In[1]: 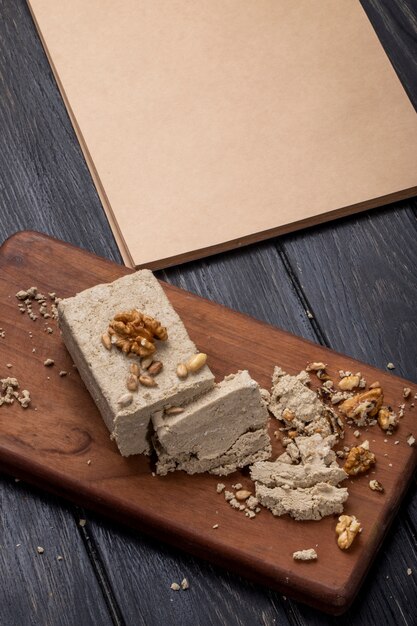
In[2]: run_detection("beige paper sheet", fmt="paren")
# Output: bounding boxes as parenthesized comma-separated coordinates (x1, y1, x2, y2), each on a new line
(28, 0, 417, 269)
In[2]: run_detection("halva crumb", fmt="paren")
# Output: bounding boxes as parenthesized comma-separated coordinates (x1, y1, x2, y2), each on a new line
(0, 377, 31, 409)
(16, 287, 61, 320)
(293, 548, 317, 561)
(369, 480, 384, 492)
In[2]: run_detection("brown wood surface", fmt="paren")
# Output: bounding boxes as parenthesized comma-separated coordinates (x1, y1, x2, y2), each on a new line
(0, 231, 416, 615)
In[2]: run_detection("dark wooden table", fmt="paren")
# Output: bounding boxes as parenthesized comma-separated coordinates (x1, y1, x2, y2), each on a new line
(1, 1, 416, 624)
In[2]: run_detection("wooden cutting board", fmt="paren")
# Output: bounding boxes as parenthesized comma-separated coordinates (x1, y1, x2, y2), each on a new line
(0, 232, 416, 614)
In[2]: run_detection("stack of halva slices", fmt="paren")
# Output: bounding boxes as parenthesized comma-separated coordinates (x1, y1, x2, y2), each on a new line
(250, 367, 348, 521)
(58, 270, 349, 520)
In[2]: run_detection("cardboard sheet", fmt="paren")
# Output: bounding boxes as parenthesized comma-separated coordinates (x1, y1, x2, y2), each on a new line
(28, 0, 417, 269)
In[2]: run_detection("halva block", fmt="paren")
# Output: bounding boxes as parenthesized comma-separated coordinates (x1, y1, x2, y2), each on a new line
(58, 271, 215, 455)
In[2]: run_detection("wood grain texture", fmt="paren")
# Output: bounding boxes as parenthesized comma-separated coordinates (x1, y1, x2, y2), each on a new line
(85, 511, 292, 626)
(0, 232, 416, 615)
(0, 476, 113, 626)
(157, 241, 318, 340)
(0, 0, 415, 624)
(0, 0, 121, 265)
(361, 0, 417, 108)
(279, 202, 417, 378)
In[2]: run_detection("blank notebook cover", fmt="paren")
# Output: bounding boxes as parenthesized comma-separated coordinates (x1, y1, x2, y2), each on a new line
(28, 0, 417, 269)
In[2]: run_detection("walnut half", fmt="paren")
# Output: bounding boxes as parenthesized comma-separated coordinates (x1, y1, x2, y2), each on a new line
(106, 309, 168, 358)
(336, 515, 362, 550)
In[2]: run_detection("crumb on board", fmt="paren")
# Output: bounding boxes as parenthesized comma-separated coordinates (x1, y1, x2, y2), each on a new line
(44, 359, 54, 367)
(369, 480, 384, 492)
(79, 519, 86, 527)
(16, 287, 61, 320)
(387, 362, 395, 370)
(0, 377, 31, 409)
(37, 546, 44, 554)
(293, 549, 317, 561)
(170, 582, 180, 591)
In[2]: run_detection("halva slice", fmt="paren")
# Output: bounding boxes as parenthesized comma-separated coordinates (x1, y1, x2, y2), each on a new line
(250, 433, 348, 521)
(152, 370, 271, 475)
(58, 271, 215, 455)
(254, 482, 348, 521)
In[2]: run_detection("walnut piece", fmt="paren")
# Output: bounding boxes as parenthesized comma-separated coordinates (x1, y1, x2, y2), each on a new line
(282, 408, 296, 422)
(336, 515, 362, 550)
(377, 406, 398, 432)
(107, 309, 167, 358)
(343, 443, 376, 476)
(339, 387, 383, 425)
(338, 374, 361, 391)
(305, 362, 327, 371)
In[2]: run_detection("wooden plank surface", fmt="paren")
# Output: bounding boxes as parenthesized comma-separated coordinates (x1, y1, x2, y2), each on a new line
(0, 231, 416, 614)
(0, 0, 416, 624)
(0, 477, 114, 626)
